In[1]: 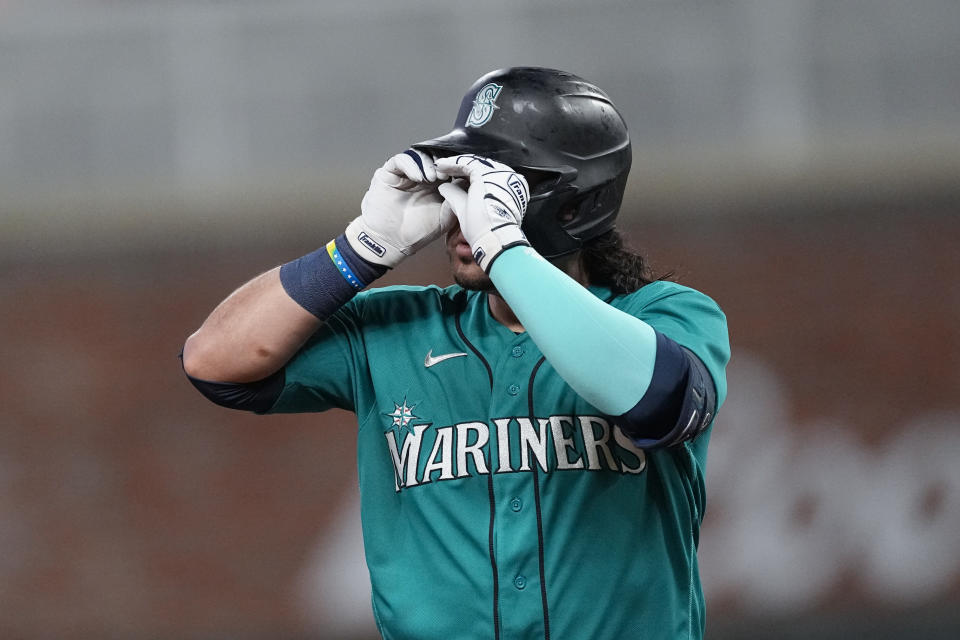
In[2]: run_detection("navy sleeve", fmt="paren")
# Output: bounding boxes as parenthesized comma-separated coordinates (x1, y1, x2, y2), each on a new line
(184, 366, 286, 414)
(616, 331, 718, 449)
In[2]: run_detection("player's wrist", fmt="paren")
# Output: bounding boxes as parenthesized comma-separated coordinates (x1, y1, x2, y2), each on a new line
(469, 224, 530, 273)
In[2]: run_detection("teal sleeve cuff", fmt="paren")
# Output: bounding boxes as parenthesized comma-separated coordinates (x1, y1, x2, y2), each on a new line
(488, 246, 657, 415)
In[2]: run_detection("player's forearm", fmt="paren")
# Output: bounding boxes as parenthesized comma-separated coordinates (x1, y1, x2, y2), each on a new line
(489, 247, 657, 415)
(184, 225, 390, 384)
(182, 267, 321, 383)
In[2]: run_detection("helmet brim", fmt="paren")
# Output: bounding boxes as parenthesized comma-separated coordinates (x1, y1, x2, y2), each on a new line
(413, 128, 531, 169)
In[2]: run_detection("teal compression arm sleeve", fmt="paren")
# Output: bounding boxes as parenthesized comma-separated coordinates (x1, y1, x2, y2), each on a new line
(489, 246, 657, 415)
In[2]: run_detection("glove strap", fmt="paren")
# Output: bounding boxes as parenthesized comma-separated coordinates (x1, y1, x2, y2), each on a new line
(471, 224, 529, 273)
(345, 218, 407, 268)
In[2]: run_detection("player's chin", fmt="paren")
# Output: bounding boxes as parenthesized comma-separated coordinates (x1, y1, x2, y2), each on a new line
(453, 266, 495, 292)
(447, 248, 494, 291)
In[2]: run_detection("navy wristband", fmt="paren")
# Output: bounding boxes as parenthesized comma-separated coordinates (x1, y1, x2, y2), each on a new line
(279, 234, 386, 319)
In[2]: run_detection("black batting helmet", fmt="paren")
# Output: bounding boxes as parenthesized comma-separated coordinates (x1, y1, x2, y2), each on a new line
(414, 67, 632, 258)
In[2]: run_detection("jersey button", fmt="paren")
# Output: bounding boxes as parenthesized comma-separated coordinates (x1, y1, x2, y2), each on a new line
(510, 497, 522, 512)
(514, 574, 527, 590)
(511, 346, 524, 358)
(507, 384, 520, 396)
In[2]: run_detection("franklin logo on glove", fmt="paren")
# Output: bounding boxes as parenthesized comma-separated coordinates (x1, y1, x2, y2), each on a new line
(357, 231, 386, 258)
(507, 174, 527, 210)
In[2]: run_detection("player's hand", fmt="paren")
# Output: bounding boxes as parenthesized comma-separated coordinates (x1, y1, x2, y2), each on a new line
(436, 154, 531, 273)
(345, 149, 456, 268)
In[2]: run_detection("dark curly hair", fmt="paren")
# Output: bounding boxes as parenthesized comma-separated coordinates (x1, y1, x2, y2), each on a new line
(579, 229, 668, 294)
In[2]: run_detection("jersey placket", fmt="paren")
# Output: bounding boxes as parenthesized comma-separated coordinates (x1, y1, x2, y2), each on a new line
(489, 332, 548, 640)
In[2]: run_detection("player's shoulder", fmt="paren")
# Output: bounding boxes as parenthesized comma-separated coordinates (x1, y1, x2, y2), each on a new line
(351, 283, 466, 320)
(355, 283, 463, 304)
(617, 280, 731, 405)
(609, 280, 725, 319)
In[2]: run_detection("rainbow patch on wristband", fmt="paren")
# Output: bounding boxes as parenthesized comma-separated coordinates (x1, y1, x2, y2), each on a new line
(327, 239, 365, 290)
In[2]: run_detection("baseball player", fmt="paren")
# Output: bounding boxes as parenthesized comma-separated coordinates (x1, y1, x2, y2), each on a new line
(183, 67, 729, 639)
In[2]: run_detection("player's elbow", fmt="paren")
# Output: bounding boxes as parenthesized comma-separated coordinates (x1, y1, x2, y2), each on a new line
(181, 334, 285, 413)
(617, 340, 718, 450)
(181, 329, 217, 380)
(182, 329, 282, 384)
(181, 329, 237, 381)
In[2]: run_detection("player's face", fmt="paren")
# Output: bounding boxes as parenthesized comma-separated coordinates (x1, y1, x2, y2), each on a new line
(445, 223, 494, 291)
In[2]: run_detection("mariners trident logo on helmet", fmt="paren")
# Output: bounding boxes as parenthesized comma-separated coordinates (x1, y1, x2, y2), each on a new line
(465, 83, 502, 128)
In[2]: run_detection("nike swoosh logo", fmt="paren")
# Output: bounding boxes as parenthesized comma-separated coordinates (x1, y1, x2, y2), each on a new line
(424, 349, 468, 368)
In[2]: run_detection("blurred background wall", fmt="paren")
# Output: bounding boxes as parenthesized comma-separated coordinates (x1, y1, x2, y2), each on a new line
(1, 1, 958, 638)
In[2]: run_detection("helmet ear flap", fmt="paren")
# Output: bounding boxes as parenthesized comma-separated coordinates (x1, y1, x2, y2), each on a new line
(561, 174, 629, 241)
(517, 164, 578, 198)
(518, 167, 560, 196)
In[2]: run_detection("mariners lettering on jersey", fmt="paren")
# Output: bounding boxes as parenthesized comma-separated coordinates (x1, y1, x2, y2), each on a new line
(384, 411, 647, 492)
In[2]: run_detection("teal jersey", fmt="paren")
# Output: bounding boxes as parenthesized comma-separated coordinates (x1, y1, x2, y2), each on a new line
(269, 280, 729, 640)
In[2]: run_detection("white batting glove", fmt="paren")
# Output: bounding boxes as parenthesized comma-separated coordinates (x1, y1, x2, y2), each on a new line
(436, 154, 531, 273)
(346, 149, 456, 268)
